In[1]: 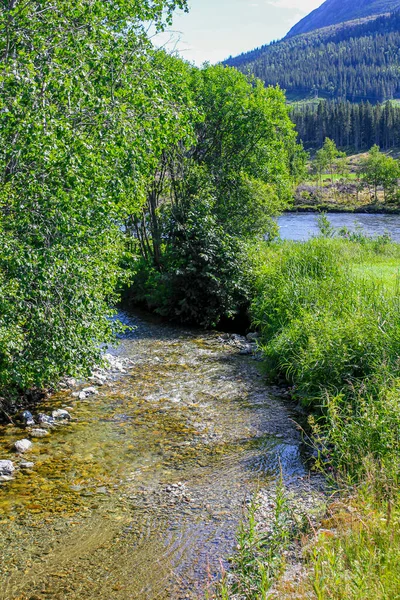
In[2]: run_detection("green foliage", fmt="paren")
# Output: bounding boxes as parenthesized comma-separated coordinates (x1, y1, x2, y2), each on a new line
(314, 138, 346, 184)
(251, 237, 400, 403)
(307, 497, 400, 600)
(129, 66, 304, 327)
(0, 0, 190, 400)
(315, 377, 400, 487)
(360, 145, 400, 201)
(251, 231, 400, 487)
(214, 479, 291, 600)
(292, 99, 400, 152)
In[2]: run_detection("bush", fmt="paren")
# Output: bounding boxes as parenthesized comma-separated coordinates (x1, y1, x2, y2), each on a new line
(131, 198, 251, 327)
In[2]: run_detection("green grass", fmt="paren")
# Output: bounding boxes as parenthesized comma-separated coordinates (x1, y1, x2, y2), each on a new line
(211, 477, 292, 600)
(307, 495, 400, 600)
(245, 232, 400, 598)
(211, 233, 400, 599)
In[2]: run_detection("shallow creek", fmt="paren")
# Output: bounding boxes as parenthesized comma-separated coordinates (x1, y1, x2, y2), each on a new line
(0, 311, 317, 599)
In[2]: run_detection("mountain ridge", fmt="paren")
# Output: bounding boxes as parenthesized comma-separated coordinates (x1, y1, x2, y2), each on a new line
(286, 0, 400, 38)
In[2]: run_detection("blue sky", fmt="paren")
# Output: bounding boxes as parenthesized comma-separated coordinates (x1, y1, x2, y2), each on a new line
(155, 0, 325, 65)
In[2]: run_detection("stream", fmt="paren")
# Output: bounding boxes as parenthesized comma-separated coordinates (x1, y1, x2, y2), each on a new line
(0, 311, 321, 599)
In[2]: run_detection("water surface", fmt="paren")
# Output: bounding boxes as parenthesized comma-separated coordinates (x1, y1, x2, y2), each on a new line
(0, 312, 314, 600)
(278, 212, 400, 242)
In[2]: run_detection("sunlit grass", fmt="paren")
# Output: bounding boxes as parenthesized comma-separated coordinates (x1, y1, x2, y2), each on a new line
(242, 234, 400, 600)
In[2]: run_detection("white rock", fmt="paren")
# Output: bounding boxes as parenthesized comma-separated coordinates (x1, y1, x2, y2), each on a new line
(52, 409, 71, 421)
(0, 460, 15, 476)
(37, 413, 55, 428)
(81, 387, 98, 396)
(14, 439, 33, 453)
(29, 428, 50, 438)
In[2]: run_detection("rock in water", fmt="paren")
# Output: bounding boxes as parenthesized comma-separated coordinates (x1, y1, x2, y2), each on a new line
(246, 332, 259, 342)
(0, 460, 15, 476)
(37, 413, 55, 427)
(239, 344, 254, 355)
(52, 409, 71, 421)
(81, 387, 98, 396)
(21, 410, 35, 426)
(14, 439, 33, 453)
(29, 428, 50, 438)
(20, 461, 35, 470)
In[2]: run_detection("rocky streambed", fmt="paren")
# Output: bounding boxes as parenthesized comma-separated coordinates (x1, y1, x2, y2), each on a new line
(0, 311, 325, 600)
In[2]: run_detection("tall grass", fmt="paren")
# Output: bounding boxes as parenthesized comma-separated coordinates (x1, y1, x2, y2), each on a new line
(212, 478, 291, 600)
(251, 236, 400, 481)
(245, 234, 400, 600)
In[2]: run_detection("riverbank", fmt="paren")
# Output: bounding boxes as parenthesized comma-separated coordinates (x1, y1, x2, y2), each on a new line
(246, 234, 400, 599)
(293, 180, 400, 215)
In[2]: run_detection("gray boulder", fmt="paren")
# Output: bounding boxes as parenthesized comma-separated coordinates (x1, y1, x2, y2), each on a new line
(239, 344, 254, 355)
(246, 332, 260, 342)
(0, 460, 15, 476)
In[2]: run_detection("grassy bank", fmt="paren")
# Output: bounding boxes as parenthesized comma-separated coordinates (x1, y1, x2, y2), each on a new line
(215, 232, 400, 598)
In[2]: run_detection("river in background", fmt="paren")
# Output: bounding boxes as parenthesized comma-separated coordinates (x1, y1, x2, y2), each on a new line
(278, 212, 400, 242)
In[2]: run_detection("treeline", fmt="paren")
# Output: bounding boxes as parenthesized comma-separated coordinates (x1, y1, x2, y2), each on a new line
(0, 1, 303, 406)
(291, 100, 400, 150)
(226, 12, 400, 103)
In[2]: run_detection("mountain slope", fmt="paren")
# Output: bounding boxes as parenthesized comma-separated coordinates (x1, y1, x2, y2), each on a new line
(225, 12, 400, 103)
(287, 0, 400, 38)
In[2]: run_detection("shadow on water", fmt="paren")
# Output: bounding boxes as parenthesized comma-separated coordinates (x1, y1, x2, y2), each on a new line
(0, 309, 318, 600)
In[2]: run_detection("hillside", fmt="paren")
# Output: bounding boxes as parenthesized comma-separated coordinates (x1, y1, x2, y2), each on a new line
(287, 0, 400, 37)
(225, 12, 400, 103)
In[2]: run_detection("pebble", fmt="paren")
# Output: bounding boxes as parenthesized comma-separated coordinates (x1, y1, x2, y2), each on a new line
(52, 409, 71, 421)
(29, 428, 50, 438)
(0, 460, 15, 476)
(20, 461, 34, 469)
(21, 410, 35, 426)
(14, 439, 33, 453)
(37, 413, 56, 427)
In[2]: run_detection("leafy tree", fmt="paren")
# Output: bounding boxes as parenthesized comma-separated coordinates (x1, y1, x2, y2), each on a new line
(360, 145, 400, 201)
(314, 138, 346, 187)
(130, 66, 305, 326)
(0, 0, 189, 401)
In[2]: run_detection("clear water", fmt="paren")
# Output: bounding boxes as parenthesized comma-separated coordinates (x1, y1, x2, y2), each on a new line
(278, 212, 400, 242)
(0, 311, 317, 600)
